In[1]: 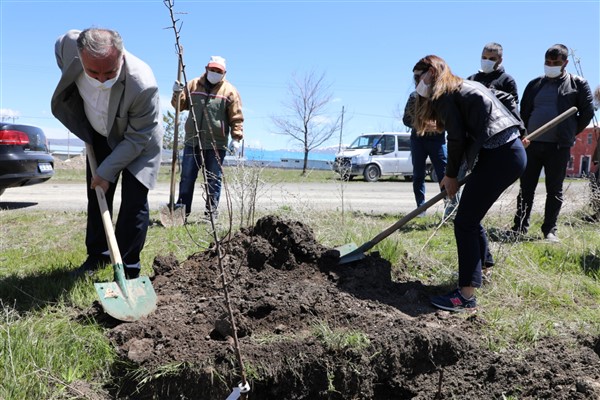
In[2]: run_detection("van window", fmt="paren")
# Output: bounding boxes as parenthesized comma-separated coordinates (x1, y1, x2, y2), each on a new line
(398, 135, 410, 151)
(380, 135, 395, 154)
(349, 135, 382, 149)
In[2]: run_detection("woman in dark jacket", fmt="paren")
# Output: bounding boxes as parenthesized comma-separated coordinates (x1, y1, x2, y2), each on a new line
(411, 55, 527, 312)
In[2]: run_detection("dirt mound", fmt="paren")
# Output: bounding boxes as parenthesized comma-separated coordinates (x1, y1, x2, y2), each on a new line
(99, 215, 600, 399)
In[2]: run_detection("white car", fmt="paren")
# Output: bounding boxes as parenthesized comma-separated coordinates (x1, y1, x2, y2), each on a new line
(333, 132, 432, 182)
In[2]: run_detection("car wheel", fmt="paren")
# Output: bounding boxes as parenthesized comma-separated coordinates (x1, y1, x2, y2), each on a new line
(363, 164, 381, 182)
(404, 175, 413, 182)
(0, 188, 4, 197)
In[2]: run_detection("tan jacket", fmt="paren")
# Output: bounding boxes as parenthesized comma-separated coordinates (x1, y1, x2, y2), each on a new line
(172, 74, 243, 150)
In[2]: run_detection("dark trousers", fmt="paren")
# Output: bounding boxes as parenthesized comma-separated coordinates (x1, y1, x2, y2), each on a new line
(410, 134, 447, 207)
(454, 138, 526, 288)
(512, 142, 571, 235)
(85, 133, 149, 266)
(178, 145, 226, 216)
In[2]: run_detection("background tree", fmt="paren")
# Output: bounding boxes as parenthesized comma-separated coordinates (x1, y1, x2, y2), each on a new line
(272, 71, 341, 175)
(162, 110, 186, 150)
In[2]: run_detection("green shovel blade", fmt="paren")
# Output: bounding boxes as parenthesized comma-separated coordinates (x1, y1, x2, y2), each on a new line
(334, 242, 367, 265)
(94, 264, 157, 322)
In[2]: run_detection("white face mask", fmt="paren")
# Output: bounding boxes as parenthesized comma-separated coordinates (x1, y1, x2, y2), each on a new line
(480, 59, 496, 74)
(544, 65, 563, 78)
(416, 79, 431, 98)
(206, 71, 224, 84)
(84, 62, 122, 90)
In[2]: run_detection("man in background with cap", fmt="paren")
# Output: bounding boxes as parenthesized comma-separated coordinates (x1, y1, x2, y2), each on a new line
(172, 55, 244, 221)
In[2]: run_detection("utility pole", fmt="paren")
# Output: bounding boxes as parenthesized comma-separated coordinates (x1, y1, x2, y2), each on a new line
(338, 106, 345, 152)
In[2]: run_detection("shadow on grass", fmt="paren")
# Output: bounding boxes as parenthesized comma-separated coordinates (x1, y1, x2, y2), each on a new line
(580, 253, 600, 278)
(0, 267, 80, 313)
(486, 226, 539, 243)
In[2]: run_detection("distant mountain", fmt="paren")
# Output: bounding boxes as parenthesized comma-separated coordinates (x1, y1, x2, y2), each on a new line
(47, 137, 85, 147)
(45, 138, 343, 154)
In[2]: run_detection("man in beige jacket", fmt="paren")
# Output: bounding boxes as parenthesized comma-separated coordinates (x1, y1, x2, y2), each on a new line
(172, 55, 243, 221)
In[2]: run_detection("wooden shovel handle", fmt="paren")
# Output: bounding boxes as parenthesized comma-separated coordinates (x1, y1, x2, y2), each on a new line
(359, 106, 579, 253)
(85, 143, 122, 266)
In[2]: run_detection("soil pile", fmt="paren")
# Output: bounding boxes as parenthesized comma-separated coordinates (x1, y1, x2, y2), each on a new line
(100, 215, 600, 399)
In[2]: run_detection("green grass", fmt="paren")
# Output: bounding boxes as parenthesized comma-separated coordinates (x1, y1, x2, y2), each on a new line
(1, 171, 600, 398)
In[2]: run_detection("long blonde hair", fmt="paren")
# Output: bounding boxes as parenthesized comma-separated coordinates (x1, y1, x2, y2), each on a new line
(411, 55, 462, 134)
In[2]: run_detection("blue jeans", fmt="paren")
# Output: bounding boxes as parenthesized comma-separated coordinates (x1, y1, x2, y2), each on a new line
(410, 133, 447, 207)
(513, 142, 571, 235)
(177, 145, 226, 216)
(454, 138, 526, 288)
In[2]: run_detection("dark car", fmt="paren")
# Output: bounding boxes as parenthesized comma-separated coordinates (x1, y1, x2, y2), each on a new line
(0, 123, 54, 196)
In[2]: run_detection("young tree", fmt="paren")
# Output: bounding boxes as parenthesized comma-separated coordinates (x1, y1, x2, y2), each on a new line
(272, 71, 341, 175)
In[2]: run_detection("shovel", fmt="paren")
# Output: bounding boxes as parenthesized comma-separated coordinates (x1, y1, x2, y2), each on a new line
(86, 144, 157, 321)
(336, 106, 579, 265)
(160, 50, 186, 227)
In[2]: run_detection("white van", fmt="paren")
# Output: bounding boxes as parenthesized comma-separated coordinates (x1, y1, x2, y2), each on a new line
(333, 132, 432, 182)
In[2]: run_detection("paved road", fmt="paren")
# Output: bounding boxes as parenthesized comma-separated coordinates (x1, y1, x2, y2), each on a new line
(0, 179, 590, 216)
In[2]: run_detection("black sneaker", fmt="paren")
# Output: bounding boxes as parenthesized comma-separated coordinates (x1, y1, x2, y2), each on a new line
(499, 229, 526, 242)
(431, 289, 477, 312)
(71, 254, 111, 277)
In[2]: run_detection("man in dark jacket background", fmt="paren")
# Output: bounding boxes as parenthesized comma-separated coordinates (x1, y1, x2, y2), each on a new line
(467, 42, 519, 103)
(511, 44, 594, 242)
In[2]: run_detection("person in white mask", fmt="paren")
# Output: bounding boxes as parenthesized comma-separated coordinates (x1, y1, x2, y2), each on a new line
(51, 28, 163, 279)
(411, 55, 527, 312)
(509, 44, 594, 242)
(467, 42, 519, 104)
(171, 56, 244, 222)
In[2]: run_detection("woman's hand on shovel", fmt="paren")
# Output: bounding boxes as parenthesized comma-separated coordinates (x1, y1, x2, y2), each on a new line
(440, 176, 459, 199)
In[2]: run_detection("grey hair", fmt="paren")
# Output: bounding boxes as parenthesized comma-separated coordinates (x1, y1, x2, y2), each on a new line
(483, 42, 503, 58)
(77, 28, 123, 58)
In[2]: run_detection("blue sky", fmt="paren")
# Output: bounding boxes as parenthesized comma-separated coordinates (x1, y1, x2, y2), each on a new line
(1, 0, 599, 150)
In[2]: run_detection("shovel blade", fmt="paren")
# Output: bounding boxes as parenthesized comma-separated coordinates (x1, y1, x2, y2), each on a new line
(334, 242, 366, 265)
(94, 276, 157, 322)
(159, 203, 186, 227)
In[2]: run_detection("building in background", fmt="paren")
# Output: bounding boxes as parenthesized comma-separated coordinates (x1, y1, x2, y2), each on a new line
(568, 126, 598, 178)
